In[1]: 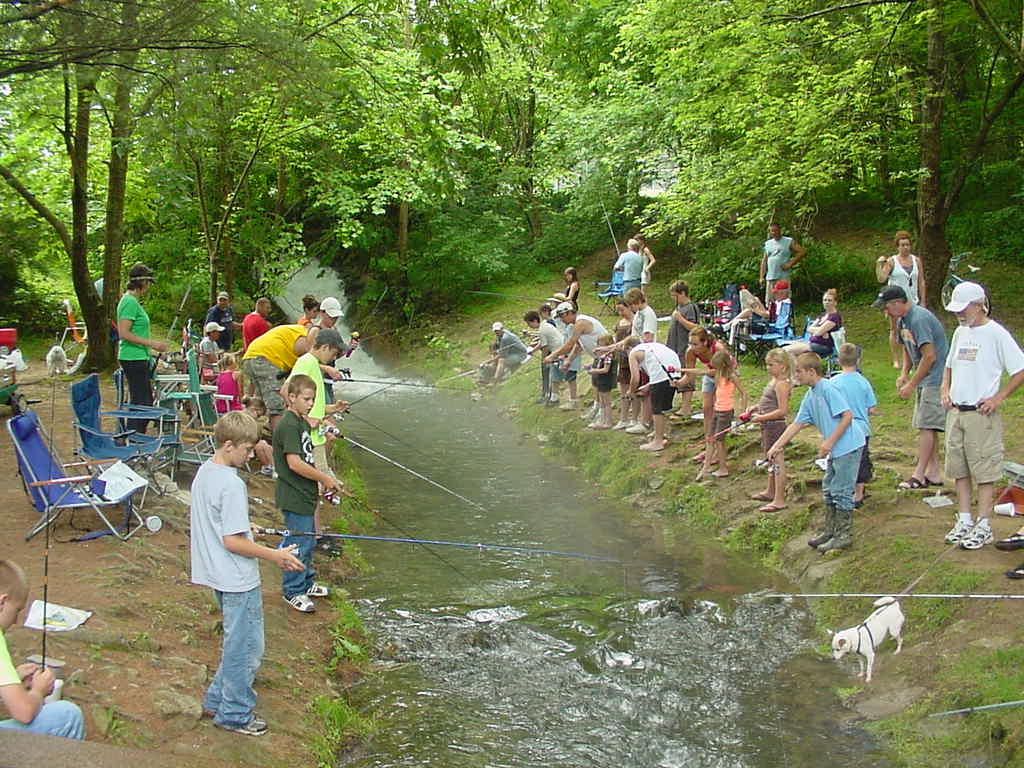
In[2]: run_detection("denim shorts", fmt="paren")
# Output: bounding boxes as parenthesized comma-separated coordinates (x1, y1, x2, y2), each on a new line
(701, 375, 716, 394)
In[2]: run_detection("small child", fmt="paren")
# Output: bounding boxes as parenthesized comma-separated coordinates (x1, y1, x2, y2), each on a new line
(612, 301, 638, 429)
(831, 343, 877, 507)
(585, 333, 617, 429)
(215, 352, 244, 414)
(700, 349, 748, 478)
(242, 397, 275, 475)
(190, 411, 304, 736)
(0, 560, 85, 740)
(767, 352, 866, 553)
(273, 374, 345, 613)
(742, 348, 792, 511)
(200, 321, 224, 383)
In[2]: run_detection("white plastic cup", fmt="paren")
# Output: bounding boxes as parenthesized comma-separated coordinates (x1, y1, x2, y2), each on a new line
(43, 678, 64, 704)
(995, 502, 1017, 517)
(145, 515, 163, 532)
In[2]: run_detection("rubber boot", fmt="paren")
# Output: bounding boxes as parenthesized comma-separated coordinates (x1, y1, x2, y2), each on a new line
(818, 507, 853, 552)
(808, 506, 835, 548)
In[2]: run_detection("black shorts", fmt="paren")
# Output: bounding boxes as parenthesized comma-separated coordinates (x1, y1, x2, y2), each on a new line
(650, 379, 675, 415)
(593, 371, 616, 393)
(857, 438, 873, 484)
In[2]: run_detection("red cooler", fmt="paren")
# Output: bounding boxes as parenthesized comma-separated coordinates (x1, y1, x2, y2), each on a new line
(0, 328, 16, 352)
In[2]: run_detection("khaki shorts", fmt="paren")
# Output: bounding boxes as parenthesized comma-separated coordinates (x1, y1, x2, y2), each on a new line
(913, 386, 945, 432)
(313, 442, 338, 482)
(243, 356, 286, 415)
(944, 409, 1003, 483)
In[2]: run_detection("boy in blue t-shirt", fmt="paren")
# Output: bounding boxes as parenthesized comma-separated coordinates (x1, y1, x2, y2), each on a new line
(768, 352, 865, 553)
(191, 411, 304, 736)
(831, 343, 878, 508)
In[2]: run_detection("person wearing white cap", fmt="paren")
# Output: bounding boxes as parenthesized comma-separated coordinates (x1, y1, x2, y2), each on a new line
(478, 321, 529, 386)
(199, 321, 226, 381)
(940, 282, 1024, 552)
(544, 302, 608, 410)
(206, 291, 240, 351)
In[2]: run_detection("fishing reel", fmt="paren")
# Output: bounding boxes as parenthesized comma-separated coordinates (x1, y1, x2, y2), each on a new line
(755, 458, 781, 474)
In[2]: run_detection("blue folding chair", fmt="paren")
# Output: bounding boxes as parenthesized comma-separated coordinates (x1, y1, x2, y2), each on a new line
(595, 272, 625, 313)
(736, 301, 795, 357)
(8, 410, 146, 540)
(71, 374, 175, 487)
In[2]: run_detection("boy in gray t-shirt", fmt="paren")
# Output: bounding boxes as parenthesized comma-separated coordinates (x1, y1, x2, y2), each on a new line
(190, 411, 303, 737)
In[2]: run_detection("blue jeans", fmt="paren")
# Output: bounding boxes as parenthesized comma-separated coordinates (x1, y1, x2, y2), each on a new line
(0, 700, 85, 739)
(281, 511, 316, 599)
(825, 448, 862, 512)
(205, 586, 265, 728)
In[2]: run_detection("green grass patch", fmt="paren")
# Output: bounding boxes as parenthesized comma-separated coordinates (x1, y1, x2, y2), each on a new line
(671, 484, 722, 530)
(326, 591, 370, 670)
(309, 695, 377, 768)
(724, 506, 812, 564)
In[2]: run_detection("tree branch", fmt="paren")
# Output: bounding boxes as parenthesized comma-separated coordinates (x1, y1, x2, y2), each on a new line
(0, 0, 76, 26)
(775, 0, 911, 22)
(965, 0, 1024, 73)
(0, 163, 72, 253)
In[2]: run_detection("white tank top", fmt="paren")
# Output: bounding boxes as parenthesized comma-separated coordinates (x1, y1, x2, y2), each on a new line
(887, 255, 920, 304)
(576, 314, 608, 354)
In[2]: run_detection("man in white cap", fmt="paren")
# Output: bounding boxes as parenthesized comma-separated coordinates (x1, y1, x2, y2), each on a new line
(545, 302, 608, 410)
(199, 321, 225, 380)
(479, 321, 529, 385)
(206, 291, 240, 351)
(941, 282, 1024, 551)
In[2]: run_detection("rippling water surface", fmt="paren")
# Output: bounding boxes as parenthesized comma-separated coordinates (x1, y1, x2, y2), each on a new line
(335, 381, 889, 768)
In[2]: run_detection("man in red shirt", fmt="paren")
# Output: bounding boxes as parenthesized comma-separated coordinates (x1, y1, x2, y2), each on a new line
(242, 298, 272, 352)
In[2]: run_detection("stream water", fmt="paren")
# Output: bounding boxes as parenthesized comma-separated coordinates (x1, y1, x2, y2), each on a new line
(333, 380, 890, 768)
(271, 267, 889, 767)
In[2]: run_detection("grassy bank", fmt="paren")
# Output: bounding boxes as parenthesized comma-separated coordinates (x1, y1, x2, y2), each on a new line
(375, 231, 1024, 767)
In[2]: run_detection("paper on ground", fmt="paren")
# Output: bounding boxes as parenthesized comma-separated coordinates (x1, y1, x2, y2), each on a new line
(923, 494, 955, 509)
(98, 460, 148, 499)
(24, 600, 92, 632)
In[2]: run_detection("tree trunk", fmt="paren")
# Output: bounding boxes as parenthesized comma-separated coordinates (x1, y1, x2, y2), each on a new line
(70, 64, 109, 372)
(916, 0, 951, 309)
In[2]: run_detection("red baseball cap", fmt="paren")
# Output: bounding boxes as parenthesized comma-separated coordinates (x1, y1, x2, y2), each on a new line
(773, 280, 790, 291)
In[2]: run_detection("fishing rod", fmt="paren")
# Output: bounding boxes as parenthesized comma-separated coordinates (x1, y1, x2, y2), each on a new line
(254, 527, 621, 563)
(599, 199, 622, 255)
(340, 378, 465, 391)
(930, 699, 1024, 718)
(324, 489, 471, 579)
(166, 281, 193, 341)
(753, 592, 1024, 600)
(343, 410, 430, 458)
(343, 435, 490, 514)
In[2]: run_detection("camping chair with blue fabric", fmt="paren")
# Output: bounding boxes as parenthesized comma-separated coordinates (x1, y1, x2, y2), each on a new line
(594, 271, 625, 314)
(735, 299, 795, 358)
(71, 374, 175, 492)
(8, 409, 147, 541)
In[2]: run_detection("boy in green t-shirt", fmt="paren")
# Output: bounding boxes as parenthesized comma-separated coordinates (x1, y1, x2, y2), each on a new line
(0, 560, 85, 739)
(273, 374, 346, 613)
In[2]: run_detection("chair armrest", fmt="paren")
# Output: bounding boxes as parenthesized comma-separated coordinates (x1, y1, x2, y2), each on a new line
(74, 422, 136, 440)
(30, 475, 92, 487)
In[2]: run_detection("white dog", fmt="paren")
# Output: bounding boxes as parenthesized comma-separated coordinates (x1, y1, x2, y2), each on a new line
(828, 596, 904, 682)
(46, 345, 69, 376)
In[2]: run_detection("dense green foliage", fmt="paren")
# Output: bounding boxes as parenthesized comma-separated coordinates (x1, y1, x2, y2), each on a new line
(2, 0, 1024, 343)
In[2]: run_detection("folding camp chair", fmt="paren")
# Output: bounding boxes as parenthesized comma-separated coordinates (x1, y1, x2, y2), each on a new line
(71, 374, 176, 489)
(595, 272, 625, 314)
(8, 410, 147, 541)
(706, 283, 741, 339)
(736, 300, 795, 358)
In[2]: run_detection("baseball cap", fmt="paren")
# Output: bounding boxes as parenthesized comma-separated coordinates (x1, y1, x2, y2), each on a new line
(944, 281, 986, 312)
(773, 280, 790, 291)
(872, 285, 908, 308)
(204, 321, 225, 333)
(554, 301, 575, 316)
(217, 291, 229, 300)
(127, 263, 156, 283)
(320, 297, 343, 318)
(492, 321, 504, 332)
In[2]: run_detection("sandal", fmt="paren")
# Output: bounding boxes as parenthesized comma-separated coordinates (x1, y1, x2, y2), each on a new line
(758, 504, 788, 513)
(711, 470, 730, 478)
(995, 533, 1024, 551)
(926, 478, 944, 487)
(1006, 564, 1024, 580)
(750, 492, 773, 501)
(898, 477, 928, 490)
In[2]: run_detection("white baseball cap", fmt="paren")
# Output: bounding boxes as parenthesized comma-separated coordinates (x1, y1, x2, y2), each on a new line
(554, 301, 575, 316)
(492, 321, 504, 332)
(944, 281, 986, 313)
(320, 297, 343, 318)
(204, 321, 225, 333)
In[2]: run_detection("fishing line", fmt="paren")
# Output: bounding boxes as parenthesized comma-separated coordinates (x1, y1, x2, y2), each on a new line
(255, 527, 621, 563)
(341, 378, 465, 391)
(343, 410, 431, 458)
(332, 492, 471, 580)
(599, 199, 622, 255)
(343, 435, 490, 513)
(754, 592, 1024, 600)
(466, 290, 553, 302)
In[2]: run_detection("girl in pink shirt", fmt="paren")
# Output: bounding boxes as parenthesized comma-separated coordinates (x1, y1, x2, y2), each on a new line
(700, 350, 747, 479)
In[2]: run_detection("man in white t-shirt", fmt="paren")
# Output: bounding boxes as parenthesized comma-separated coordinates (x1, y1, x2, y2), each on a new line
(628, 341, 681, 452)
(525, 309, 563, 404)
(940, 282, 1024, 552)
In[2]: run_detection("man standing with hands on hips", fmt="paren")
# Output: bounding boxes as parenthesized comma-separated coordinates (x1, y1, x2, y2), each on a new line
(760, 223, 806, 303)
(941, 282, 1024, 551)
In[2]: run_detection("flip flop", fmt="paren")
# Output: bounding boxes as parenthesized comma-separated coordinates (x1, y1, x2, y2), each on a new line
(758, 504, 788, 513)
(750, 492, 773, 501)
(1006, 564, 1024, 580)
(926, 479, 944, 487)
(711, 470, 730, 478)
(995, 533, 1024, 551)
(898, 477, 928, 490)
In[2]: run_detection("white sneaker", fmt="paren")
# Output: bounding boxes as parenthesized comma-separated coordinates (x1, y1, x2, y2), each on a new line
(960, 520, 993, 550)
(611, 421, 628, 430)
(559, 399, 580, 411)
(625, 423, 647, 435)
(944, 517, 974, 544)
